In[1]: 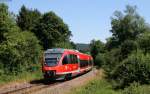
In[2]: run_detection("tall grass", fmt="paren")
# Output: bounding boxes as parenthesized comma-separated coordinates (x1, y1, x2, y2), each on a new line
(70, 78, 121, 94)
(0, 70, 43, 85)
(69, 77, 150, 94)
(122, 82, 150, 94)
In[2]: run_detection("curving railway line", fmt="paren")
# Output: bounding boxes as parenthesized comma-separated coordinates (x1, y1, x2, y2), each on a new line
(0, 68, 98, 94)
(0, 80, 62, 94)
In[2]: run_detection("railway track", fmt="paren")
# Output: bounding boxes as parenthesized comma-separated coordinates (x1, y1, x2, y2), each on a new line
(0, 81, 61, 94)
(0, 70, 96, 94)
(0, 74, 83, 94)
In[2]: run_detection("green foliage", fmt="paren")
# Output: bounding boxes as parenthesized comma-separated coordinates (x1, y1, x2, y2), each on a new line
(110, 5, 148, 47)
(122, 82, 150, 94)
(70, 78, 150, 94)
(55, 41, 74, 49)
(17, 5, 41, 31)
(137, 32, 150, 54)
(70, 79, 121, 94)
(0, 70, 42, 85)
(0, 4, 72, 84)
(33, 11, 71, 49)
(110, 51, 150, 89)
(105, 37, 119, 50)
(103, 48, 122, 72)
(100, 5, 150, 90)
(70, 41, 76, 49)
(0, 31, 41, 75)
(95, 53, 105, 68)
(90, 39, 105, 61)
(120, 40, 138, 59)
(0, 3, 17, 42)
(0, 4, 42, 78)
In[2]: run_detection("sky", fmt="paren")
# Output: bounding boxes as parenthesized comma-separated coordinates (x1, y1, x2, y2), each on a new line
(3, 0, 150, 43)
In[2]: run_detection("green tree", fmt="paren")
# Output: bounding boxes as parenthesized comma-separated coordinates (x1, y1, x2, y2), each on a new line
(90, 39, 105, 61)
(110, 51, 150, 89)
(138, 31, 150, 54)
(102, 48, 122, 74)
(0, 31, 41, 75)
(33, 11, 71, 49)
(110, 5, 148, 46)
(0, 3, 17, 43)
(105, 37, 119, 50)
(95, 53, 105, 67)
(120, 40, 138, 59)
(0, 4, 41, 75)
(55, 41, 73, 49)
(70, 41, 76, 49)
(104, 5, 150, 89)
(17, 5, 41, 31)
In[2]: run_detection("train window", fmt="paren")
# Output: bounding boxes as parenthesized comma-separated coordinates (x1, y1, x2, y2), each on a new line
(72, 55, 75, 64)
(62, 55, 68, 65)
(80, 60, 88, 68)
(45, 58, 57, 66)
(70, 54, 74, 64)
(74, 55, 78, 63)
(68, 54, 78, 64)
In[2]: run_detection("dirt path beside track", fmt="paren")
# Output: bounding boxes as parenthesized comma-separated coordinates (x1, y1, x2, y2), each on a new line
(0, 69, 103, 94)
(34, 69, 103, 94)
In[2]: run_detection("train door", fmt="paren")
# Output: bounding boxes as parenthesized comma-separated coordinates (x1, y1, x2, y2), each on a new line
(77, 55, 80, 72)
(61, 54, 78, 72)
(69, 54, 78, 71)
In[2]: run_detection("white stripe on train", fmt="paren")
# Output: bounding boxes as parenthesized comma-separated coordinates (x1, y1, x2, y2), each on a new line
(56, 67, 92, 75)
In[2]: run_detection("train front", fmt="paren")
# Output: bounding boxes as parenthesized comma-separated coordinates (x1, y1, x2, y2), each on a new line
(42, 49, 64, 79)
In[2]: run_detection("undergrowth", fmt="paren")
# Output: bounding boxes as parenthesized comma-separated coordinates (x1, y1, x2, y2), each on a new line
(0, 70, 42, 85)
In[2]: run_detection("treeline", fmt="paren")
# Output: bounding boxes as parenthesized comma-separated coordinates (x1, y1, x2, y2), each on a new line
(90, 5, 150, 92)
(0, 3, 74, 79)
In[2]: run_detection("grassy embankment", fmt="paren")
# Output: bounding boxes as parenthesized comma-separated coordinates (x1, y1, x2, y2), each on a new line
(69, 69, 150, 94)
(0, 70, 43, 85)
(69, 70, 120, 94)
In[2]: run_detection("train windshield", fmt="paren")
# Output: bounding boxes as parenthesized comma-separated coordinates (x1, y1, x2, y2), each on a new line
(44, 53, 62, 66)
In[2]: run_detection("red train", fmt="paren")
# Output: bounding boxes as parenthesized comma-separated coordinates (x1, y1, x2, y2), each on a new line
(42, 48, 93, 80)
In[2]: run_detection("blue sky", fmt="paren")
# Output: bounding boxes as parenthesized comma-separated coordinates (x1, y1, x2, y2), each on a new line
(5, 0, 150, 43)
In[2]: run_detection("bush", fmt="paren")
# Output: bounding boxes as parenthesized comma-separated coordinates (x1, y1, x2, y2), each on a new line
(120, 40, 138, 59)
(110, 51, 150, 89)
(95, 53, 105, 67)
(90, 40, 105, 60)
(0, 31, 41, 75)
(71, 79, 120, 94)
(102, 48, 122, 74)
(138, 32, 150, 54)
(122, 82, 150, 94)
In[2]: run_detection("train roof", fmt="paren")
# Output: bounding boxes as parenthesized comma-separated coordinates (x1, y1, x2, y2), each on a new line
(45, 48, 79, 53)
(45, 48, 92, 57)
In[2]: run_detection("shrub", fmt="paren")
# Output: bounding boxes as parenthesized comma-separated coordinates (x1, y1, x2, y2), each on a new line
(0, 31, 41, 75)
(120, 40, 138, 59)
(110, 51, 150, 89)
(138, 32, 150, 54)
(71, 79, 120, 94)
(102, 48, 122, 74)
(122, 82, 150, 94)
(95, 53, 105, 68)
(90, 40, 105, 60)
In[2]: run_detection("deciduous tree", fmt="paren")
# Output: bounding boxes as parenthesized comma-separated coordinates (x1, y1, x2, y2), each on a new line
(33, 11, 71, 49)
